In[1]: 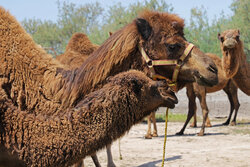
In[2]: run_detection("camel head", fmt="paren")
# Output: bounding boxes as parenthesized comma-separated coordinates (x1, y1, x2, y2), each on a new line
(107, 70, 178, 110)
(218, 29, 241, 78)
(136, 11, 218, 90)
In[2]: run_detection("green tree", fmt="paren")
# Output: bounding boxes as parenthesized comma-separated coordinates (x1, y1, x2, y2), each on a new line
(94, 0, 174, 44)
(22, 19, 61, 56)
(184, 6, 232, 57)
(56, 1, 104, 51)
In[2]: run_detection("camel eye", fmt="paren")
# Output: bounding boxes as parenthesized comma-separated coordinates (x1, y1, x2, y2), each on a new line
(166, 43, 180, 53)
(220, 37, 224, 43)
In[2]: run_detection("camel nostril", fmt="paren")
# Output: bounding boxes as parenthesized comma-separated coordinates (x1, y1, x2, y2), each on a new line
(208, 65, 218, 74)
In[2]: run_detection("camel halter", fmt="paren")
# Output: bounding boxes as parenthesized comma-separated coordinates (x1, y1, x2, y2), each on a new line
(139, 43, 194, 91)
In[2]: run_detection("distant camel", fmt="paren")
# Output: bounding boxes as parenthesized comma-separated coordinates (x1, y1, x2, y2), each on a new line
(176, 53, 240, 136)
(218, 29, 250, 95)
(0, 7, 218, 166)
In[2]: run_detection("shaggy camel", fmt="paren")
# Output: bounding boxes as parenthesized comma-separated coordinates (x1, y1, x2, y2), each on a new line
(57, 33, 114, 167)
(218, 29, 250, 95)
(0, 69, 178, 166)
(0, 7, 218, 166)
(176, 53, 240, 136)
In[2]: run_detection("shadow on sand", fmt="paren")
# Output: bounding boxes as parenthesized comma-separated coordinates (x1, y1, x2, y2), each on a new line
(137, 155, 182, 167)
(157, 132, 228, 138)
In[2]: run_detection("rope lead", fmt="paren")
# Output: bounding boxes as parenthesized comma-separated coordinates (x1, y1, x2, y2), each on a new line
(161, 107, 169, 167)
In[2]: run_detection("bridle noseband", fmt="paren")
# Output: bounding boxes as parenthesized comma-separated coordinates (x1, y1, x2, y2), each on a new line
(139, 43, 194, 91)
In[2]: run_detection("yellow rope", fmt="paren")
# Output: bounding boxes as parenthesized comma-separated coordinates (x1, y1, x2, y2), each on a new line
(119, 139, 123, 160)
(161, 107, 169, 167)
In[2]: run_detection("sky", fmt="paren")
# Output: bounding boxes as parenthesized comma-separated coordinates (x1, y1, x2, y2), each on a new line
(1, 0, 234, 24)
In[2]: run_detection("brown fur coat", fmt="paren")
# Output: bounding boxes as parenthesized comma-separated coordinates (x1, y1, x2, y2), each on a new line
(1, 70, 177, 166)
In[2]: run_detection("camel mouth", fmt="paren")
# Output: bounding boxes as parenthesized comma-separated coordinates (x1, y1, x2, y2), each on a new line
(158, 87, 178, 109)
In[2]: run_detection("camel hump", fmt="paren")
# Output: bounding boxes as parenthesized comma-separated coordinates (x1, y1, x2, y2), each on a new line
(65, 32, 98, 55)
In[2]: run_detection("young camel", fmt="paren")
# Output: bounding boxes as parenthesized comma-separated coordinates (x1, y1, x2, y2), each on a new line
(218, 29, 250, 95)
(0, 70, 178, 166)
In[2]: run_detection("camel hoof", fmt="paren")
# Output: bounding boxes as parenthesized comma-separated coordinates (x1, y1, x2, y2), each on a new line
(175, 132, 184, 136)
(152, 133, 158, 137)
(205, 124, 212, 127)
(197, 132, 204, 136)
(144, 134, 152, 139)
(230, 122, 236, 126)
(222, 121, 230, 126)
(190, 123, 197, 128)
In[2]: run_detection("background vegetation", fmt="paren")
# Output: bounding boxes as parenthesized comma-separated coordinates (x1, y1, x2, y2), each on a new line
(21, 0, 249, 61)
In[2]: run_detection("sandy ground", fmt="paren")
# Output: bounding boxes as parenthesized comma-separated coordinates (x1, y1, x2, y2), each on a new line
(84, 89, 250, 167)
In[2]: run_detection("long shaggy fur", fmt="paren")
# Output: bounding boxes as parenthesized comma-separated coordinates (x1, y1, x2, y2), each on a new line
(1, 70, 177, 166)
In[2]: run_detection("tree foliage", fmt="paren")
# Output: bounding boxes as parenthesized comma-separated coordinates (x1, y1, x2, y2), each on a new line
(21, 0, 249, 61)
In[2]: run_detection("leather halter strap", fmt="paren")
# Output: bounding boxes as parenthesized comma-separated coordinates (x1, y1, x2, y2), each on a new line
(139, 43, 194, 91)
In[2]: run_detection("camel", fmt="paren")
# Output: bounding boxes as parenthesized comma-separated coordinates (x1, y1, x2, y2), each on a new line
(176, 53, 240, 136)
(0, 7, 218, 166)
(218, 29, 250, 95)
(0, 69, 178, 166)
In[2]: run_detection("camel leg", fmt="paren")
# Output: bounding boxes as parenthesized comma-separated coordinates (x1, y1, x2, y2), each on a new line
(190, 109, 197, 127)
(106, 144, 116, 167)
(176, 84, 196, 135)
(151, 112, 158, 137)
(145, 113, 152, 139)
(196, 87, 209, 136)
(223, 80, 240, 126)
(91, 154, 101, 167)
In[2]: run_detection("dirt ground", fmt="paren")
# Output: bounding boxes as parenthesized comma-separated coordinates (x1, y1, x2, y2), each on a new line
(84, 89, 250, 167)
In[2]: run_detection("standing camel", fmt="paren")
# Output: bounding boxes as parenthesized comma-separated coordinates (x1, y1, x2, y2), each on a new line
(177, 29, 249, 135)
(218, 29, 250, 95)
(176, 53, 240, 136)
(0, 7, 218, 166)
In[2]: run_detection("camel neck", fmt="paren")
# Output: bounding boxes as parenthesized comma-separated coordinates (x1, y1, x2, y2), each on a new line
(59, 25, 145, 107)
(1, 81, 153, 166)
(231, 45, 250, 95)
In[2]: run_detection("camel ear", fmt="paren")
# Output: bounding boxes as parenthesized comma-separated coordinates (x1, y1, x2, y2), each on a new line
(131, 79, 142, 95)
(217, 33, 221, 40)
(172, 21, 178, 28)
(136, 18, 152, 40)
(237, 29, 240, 36)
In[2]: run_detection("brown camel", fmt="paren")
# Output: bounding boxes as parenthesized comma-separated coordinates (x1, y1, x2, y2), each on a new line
(0, 69, 178, 166)
(218, 29, 250, 95)
(176, 53, 240, 136)
(0, 7, 218, 166)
